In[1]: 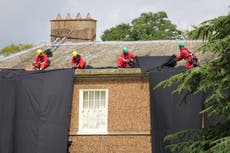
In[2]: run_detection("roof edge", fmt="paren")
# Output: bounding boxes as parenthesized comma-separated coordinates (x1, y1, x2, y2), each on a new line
(75, 68, 142, 75)
(74, 68, 150, 80)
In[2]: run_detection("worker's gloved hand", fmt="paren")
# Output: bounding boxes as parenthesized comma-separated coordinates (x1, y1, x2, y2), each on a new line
(39, 68, 45, 71)
(33, 63, 38, 67)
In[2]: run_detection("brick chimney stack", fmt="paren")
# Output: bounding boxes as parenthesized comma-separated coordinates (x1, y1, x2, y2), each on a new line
(50, 13, 97, 42)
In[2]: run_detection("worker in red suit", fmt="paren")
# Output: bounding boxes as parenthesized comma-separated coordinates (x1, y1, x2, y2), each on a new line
(32, 49, 50, 70)
(117, 47, 137, 68)
(71, 51, 86, 69)
(176, 42, 199, 68)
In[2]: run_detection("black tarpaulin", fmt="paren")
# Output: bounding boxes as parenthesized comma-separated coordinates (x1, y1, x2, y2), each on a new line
(0, 69, 74, 153)
(137, 56, 175, 72)
(149, 68, 203, 153)
(0, 70, 18, 153)
(137, 56, 204, 153)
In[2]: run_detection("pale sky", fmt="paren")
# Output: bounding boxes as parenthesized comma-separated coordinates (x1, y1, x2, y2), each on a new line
(0, 0, 229, 49)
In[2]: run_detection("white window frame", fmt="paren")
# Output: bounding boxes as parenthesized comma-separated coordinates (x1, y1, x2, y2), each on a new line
(78, 89, 108, 135)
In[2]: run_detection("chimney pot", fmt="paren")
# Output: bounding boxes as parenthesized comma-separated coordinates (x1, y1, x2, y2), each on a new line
(76, 12, 81, 19)
(56, 13, 62, 20)
(86, 13, 91, 19)
(66, 13, 72, 19)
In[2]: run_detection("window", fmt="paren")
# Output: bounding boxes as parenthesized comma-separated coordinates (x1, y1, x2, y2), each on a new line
(78, 89, 108, 134)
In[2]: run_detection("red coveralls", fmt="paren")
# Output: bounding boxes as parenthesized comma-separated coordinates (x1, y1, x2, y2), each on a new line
(33, 54, 49, 70)
(71, 55, 86, 69)
(117, 51, 136, 68)
(176, 47, 197, 68)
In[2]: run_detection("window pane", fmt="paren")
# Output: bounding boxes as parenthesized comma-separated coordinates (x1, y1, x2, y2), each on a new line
(89, 91, 94, 110)
(83, 91, 88, 109)
(79, 89, 108, 134)
(95, 91, 100, 110)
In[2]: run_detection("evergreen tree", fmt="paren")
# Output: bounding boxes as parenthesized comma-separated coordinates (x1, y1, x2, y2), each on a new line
(156, 13, 230, 153)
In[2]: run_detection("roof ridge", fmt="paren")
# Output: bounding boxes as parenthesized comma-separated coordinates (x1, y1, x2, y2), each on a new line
(59, 40, 203, 46)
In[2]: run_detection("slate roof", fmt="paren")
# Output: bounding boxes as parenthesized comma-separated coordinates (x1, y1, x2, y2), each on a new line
(0, 40, 211, 69)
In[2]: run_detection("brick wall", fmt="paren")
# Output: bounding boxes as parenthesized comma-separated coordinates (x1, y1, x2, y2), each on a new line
(69, 136, 151, 153)
(50, 19, 96, 41)
(69, 77, 151, 153)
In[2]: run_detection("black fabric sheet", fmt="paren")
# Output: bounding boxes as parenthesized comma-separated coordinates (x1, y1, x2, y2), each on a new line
(0, 70, 18, 153)
(149, 67, 204, 153)
(136, 56, 209, 153)
(0, 69, 74, 153)
(137, 56, 174, 72)
(204, 94, 224, 128)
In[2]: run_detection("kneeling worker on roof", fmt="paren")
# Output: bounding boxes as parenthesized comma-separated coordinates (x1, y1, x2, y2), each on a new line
(176, 42, 199, 68)
(71, 51, 86, 69)
(32, 49, 50, 70)
(117, 47, 137, 68)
